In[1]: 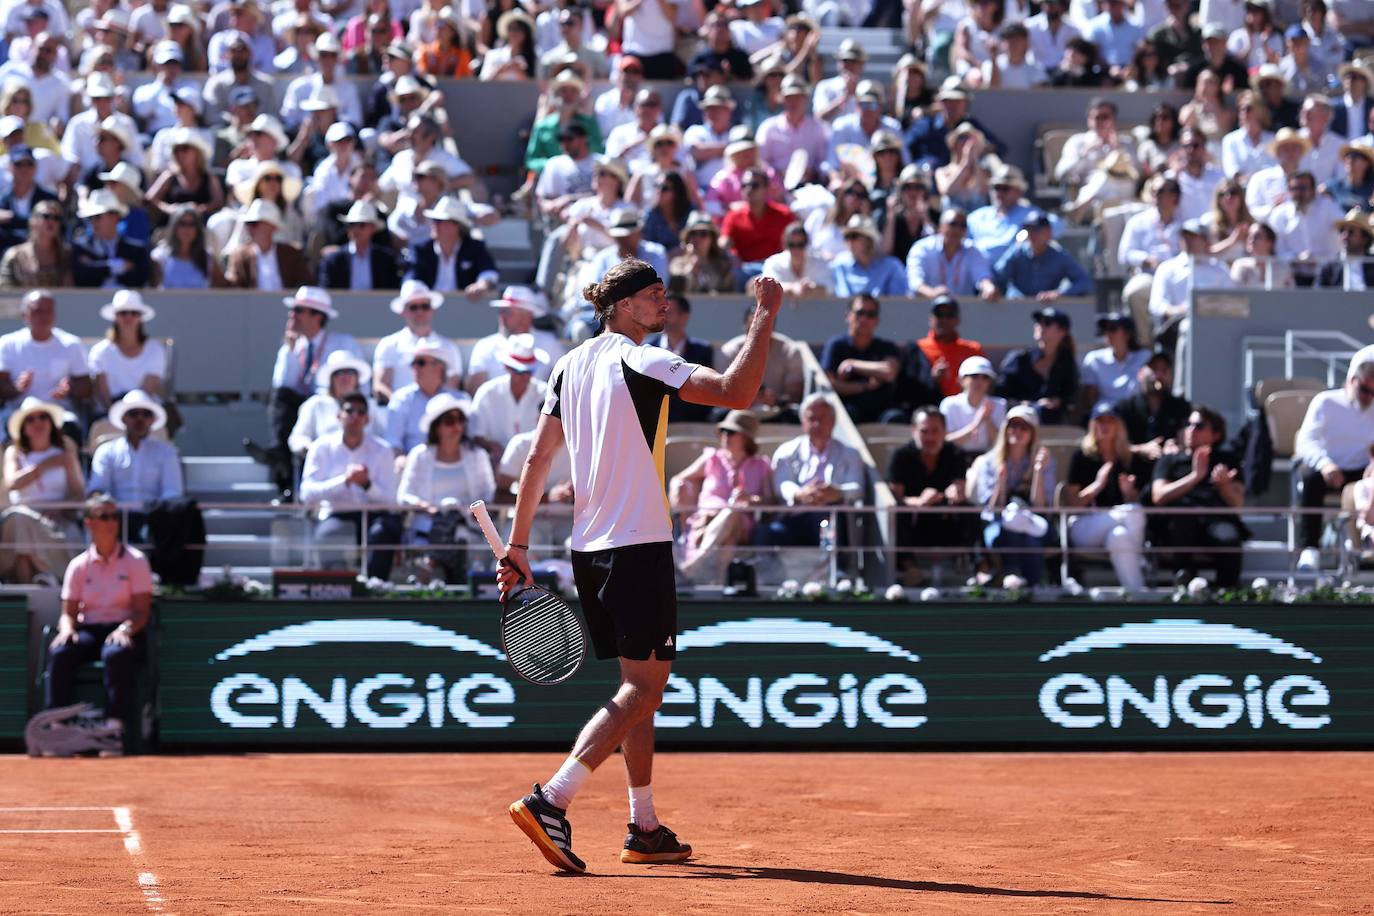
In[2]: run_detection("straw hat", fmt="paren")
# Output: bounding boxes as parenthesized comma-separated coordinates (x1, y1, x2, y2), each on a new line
(6, 396, 64, 443)
(389, 278, 444, 314)
(420, 390, 473, 432)
(549, 69, 585, 95)
(1269, 126, 1312, 156)
(1340, 142, 1374, 168)
(409, 337, 456, 372)
(1335, 207, 1374, 237)
(422, 195, 471, 224)
(235, 160, 302, 205)
(299, 85, 341, 112)
(716, 409, 759, 445)
(841, 213, 881, 244)
(168, 126, 212, 163)
(700, 85, 735, 108)
(76, 188, 128, 219)
(245, 114, 289, 149)
(496, 333, 550, 373)
(496, 8, 534, 40)
(1250, 62, 1287, 92)
(99, 289, 155, 322)
(110, 389, 168, 432)
(341, 200, 383, 226)
(96, 117, 136, 153)
(835, 38, 867, 61)
(282, 285, 338, 319)
(1340, 61, 1374, 86)
(607, 210, 642, 238)
(648, 123, 682, 147)
(870, 130, 903, 154)
(320, 349, 372, 386)
(780, 75, 811, 97)
(85, 73, 117, 100)
(593, 154, 628, 189)
(240, 197, 283, 226)
(1100, 149, 1139, 179)
(989, 163, 1028, 191)
(98, 161, 143, 199)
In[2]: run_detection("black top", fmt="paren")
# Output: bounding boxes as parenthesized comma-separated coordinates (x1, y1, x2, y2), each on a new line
(1152, 447, 1242, 510)
(888, 440, 967, 496)
(821, 334, 901, 424)
(998, 346, 1078, 425)
(1068, 448, 1152, 507)
(894, 341, 940, 415)
(688, 46, 754, 81)
(1115, 390, 1191, 447)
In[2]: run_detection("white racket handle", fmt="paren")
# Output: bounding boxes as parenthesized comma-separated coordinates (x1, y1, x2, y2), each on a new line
(469, 500, 507, 560)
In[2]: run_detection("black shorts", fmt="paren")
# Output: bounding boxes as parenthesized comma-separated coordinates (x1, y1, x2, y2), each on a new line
(570, 541, 677, 661)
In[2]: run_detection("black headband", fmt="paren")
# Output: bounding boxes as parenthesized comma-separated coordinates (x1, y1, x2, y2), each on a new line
(603, 262, 661, 304)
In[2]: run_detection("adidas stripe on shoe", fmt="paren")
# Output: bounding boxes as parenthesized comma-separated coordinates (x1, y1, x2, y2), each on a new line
(621, 823, 692, 864)
(509, 784, 587, 873)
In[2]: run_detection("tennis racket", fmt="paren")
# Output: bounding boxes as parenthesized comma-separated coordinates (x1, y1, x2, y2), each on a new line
(469, 500, 587, 686)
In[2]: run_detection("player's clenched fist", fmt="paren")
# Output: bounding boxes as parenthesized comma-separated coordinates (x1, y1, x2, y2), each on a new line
(753, 275, 783, 317)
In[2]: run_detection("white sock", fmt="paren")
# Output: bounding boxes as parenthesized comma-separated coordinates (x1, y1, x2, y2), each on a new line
(628, 784, 659, 831)
(542, 755, 592, 810)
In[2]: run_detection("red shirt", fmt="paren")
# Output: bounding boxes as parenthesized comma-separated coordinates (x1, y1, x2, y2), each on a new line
(917, 333, 985, 397)
(720, 201, 794, 263)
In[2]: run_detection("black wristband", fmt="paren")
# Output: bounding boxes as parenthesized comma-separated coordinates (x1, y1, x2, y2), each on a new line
(507, 543, 529, 551)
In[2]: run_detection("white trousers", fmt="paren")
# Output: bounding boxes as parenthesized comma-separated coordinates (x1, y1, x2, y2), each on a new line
(1067, 504, 1147, 591)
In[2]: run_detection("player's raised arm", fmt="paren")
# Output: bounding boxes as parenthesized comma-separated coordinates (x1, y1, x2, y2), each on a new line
(678, 276, 783, 410)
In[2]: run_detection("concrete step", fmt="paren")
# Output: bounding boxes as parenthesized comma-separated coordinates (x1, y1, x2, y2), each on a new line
(202, 508, 282, 536)
(817, 28, 906, 51)
(203, 534, 276, 567)
(187, 482, 280, 505)
(183, 456, 269, 489)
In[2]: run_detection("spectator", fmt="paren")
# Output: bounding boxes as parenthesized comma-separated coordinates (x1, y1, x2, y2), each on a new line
(1320, 208, 1374, 289)
(998, 306, 1078, 425)
(754, 393, 864, 547)
(1299, 94, 1343, 183)
(717, 306, 806, 421)
(378, 114, 473, 212)
(1137, 103, 1181, 179)
(467, 286, 563, 392)
(992, 210, 1092, 300)
(133, 41, 194, 137)
(1186, 24, 1249, 92)
(917, 294, 986, 399)
(1230, 220, 1293, 287)
(0, 201, 71, 288)
(683, 85, 737, 188)
(1245, 127, 1310, 221)
(906, 207, 997, 300)
(469, 335, 551, 457)
(1280, 24, 1330, 97)
(670, 409, 773, 582)
(806, 177, 872, 264)
(983, 22, 1049, 89)
(720, 167, 794, 268)
(1227, 0, 1283, 69)
(1119, 176, 1183, 312)
(1251, 63, 1299, 132)
(745, 56, 787, 132)
(479, 9, 536, 81)
(968, 165, 1042, 265)
(1203, 178, 1254, 263)
(1150, 404, 1246, 588)
(77, 121, 141, 209)
(827, 83, 904, 175)
(534, 121, 597, 222)
(1148, 218, 1235, 326)
(72, 191, 152, 290)
(300, 391, 402, 580)
(761, 221, 832, 296)
(966, 406, 1054, 586)
(1332, 62, 1372, 139)
(0, 290, 88, 428)
(200, 32, 275, 124)
(830, 215, 908, 297)
(63, 74, 145, 175)
(1084, 0, 1143, 76)
(756, 75, 828, 184)
(813, 38, 866, 123)
(212, 87, 261, 169)
(1326, 144, 1374, 213)
(821, 293, 901, 424)
(1063, 403, 1151, 592)
(385, 338, 456, 454)
(594, 57, 644, 138)
(616, 0, 686, 80)
(524, 72, 602, 178)
(288, 352, 383, 462)
(1148, 0, 1200, 72)
(319, 201, 401, 290)
(87, 391, 185, 530)
(536, 156, 632, 280)
(1270, 169, 1343, 283)
(605, 88, 667, 175)
(404, 196, 499, 297)
(1046, 35, 1113, 87)
(728, 0, 784, 55)
(305, 122, 364, 217)
(146, 129, 225, 224)
(1026, 0, 1080, 74)
(1292, 360, 1374, 570)
(1221, 91, 1275, 180)
(0, 32, 69, 126)
(0, 146, 58, 257)
(398, 391, 495, 582)
(641, 170, 693, 254)
(625, 125, 699, 211)
(689, 16, 752, 88)
(1171, 128, 1226, 223)
(1055, 98, 1136, 188)
(373, 280, 461, 403)
(46, 493, 153, 740)
(882, 165, 935, 264)
(540, 8, 605, 80)
(951, 0, 1004, 83)
(224, 199, 310, 290)
(151, 205, 224, 290)
(87, 291, 167, 412)
(1115, 351, 1191, 465)
(386, 160, 450, 246)
(942, 355, 1007, 455)
(705, 131, 784, 216)
(933, 123, 993, 212)
(1081, 311, 1152, 414)
(763, 15, 822, 87)
(670, 212, 736, 293)
(863, 132, 907, 225)
(98, 164, 153, 250)
(418, 13, 476, 77)
(885, 407, 971, 584)
(0, 398, 82, 586)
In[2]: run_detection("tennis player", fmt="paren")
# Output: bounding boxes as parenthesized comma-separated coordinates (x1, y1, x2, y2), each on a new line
(498, 260, 782, 872)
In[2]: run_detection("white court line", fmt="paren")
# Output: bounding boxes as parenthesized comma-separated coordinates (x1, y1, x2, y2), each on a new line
(0, 806, 121, 811)
(0, 829, 123, 833)
(112, 807, 172, 915)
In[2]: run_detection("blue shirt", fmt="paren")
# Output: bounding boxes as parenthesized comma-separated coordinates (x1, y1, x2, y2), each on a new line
(905, 236, 992, 296)
(1085, 13, 1143, 67)
(826, 112, 907, 172)
(993, 241, 1093, 298)
(967, 203, 1062, 265)
(831, 253, 910, 298)
(87, 436, 184, 504)
(384, 383, 437, 453)
(1081, 347, 1152, 413)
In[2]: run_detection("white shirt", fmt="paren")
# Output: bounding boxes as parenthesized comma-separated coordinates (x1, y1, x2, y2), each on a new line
(1245, 164, 1291, 222)
(1270, 195, 1343, 263)
(308, 152, 363, 215)
(499, 428, 571, 493)
(132, 78, 193, 137)
(374, 328, 463, 392)
(1220, 128, 1275, 179)
(543, 332, 699, 551)
(378, 147, 472, 201)
(534, 153, 597, 201)
(300, 430, 399, 519)
(563, 195, 635, 253)
(1025, 12, 1080, 68)
(0, 327, 88, 409)
(255, 244, 282, 291)
(1117, 207, 1182, 270)
(594, 88, 637, 139)
(431, 242, 460, 292)
(60, 110, 145, 172)
(280, 70, 364, 129)
(288, 393, 384, 454)
(1148, 252, 1235, 316)
(1295, 387, 1374, 471)
(1300, 129, 1345, 185)
(812, 75, 856, 122)
(87, 339, 168, 400)
(981, 55, 1048, 89)
(604, 120, 658, 170)
(770, 435, 865, 505)
(621, 0, 682, 56)
(470, 373, 548, 447)
(939, 391, 1007, 454)
(398, 443, 495, 510)
(761, 250, 833, 292)
(0, 65, 68, 124)
(1056, 131, 1136, 185)
(728, 16, 783, 54)
(468, 329, 562, 384)
(1174, 165, 1226, 222)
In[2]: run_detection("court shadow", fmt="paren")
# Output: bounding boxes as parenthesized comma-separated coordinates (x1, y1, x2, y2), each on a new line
(567, 862, 1232, 905)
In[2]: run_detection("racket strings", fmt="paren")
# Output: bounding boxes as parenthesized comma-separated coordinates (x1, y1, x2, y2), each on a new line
(503, 589, 585, 684)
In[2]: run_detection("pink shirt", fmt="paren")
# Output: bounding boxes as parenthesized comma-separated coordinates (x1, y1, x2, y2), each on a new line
(698, 448, 773, 511)
(755, 113, 830, 178)
(61, 545, 153, 626)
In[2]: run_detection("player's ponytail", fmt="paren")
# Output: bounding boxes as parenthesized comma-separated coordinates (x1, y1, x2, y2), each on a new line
(583, 258, 662, 327)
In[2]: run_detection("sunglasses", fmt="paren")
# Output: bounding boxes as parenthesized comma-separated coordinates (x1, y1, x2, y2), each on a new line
(34, 213, 60, 221)
(851, 309, 879, 319)
(405, 302, 432, 311)
(1185, 420, 1210, 429)
(288, 306, 315, 315)
(741, 182, 763, 189)
(88, 511, 120, 522)
(123, 410, 154, 420)
(843, 187, 865, 197)
(341, 406, 369, 416)
(1359, 382, 1374, 398)
(786, 240, 807, 249)
(411, 358, 438, 368)
(438, 412, 464, 425)
(260, 175, 283, 183)
(946, 221, 968, 229)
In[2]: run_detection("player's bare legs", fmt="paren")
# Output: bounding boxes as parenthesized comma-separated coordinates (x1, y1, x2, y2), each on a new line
(568, 658, 669, 770)
(620, 712, 655, 789)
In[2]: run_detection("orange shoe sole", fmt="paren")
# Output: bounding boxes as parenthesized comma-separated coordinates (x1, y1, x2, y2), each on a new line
(509, 800, 586, 873)
(620, 846, 693, 865)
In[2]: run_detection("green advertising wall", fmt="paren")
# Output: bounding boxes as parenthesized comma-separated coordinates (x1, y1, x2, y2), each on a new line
(157, 599, 1374, 749)
(0, 600, 26, 744)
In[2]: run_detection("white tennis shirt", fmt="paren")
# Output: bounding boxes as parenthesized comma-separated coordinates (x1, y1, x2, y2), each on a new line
(543, 333, 699, 552)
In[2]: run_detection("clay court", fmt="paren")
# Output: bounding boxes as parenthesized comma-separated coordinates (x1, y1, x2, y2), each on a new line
(0, 751, 1369, 915)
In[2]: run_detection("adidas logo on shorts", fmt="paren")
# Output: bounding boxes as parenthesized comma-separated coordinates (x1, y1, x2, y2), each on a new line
(664, 636, 675, 647)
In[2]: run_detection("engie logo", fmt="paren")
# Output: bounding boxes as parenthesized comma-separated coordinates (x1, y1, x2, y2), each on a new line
(655, 618, 927, 731)
(209, 619, 517, 730)
(1037, 619, 1330, 731)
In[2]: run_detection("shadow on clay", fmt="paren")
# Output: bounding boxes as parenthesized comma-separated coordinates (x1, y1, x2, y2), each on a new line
(558, 862, 1233, 905)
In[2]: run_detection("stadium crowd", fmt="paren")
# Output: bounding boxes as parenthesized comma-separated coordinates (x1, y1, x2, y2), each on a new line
(0, 0, 1373, 594)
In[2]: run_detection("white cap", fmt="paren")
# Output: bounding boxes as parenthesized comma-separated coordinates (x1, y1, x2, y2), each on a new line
(958, 355, 996, 378)
(324, 121, 355, 143)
